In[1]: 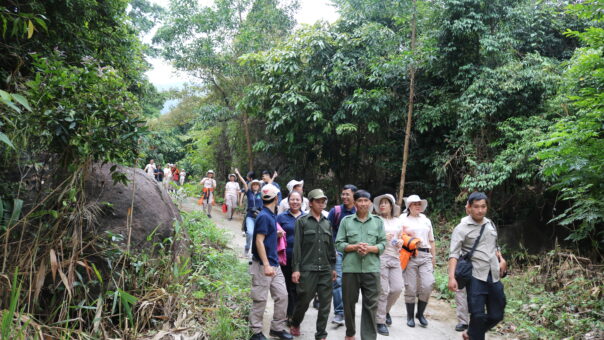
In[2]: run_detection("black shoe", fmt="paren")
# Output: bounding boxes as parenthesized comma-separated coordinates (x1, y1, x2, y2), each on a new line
(386, 312, 392, 326)
(416, 300, 429, 327)
(455, 323, 468, 332)
(313, 297, 319, 309)
(269, 329, 293, 340)
(208, 214, 212, 218)
(250, 332, 268, 340)
(406, 303, 415, 328)
(377, 323, 389, 336)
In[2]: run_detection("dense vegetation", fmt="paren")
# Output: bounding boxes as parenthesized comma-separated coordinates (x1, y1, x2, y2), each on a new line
(1, 0, 602, 339)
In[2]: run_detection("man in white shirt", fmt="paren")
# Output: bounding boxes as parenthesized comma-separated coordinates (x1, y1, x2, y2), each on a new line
(144, 159, 156, 177)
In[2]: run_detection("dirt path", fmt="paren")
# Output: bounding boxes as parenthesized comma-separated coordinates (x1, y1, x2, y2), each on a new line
(181, 198, 504, 340)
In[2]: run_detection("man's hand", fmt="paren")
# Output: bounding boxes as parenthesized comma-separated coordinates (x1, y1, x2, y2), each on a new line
(331, 270, 337, 281)
(357, 243, 368, 256)
(235, 168, 240, 175)
(448, 277, 458, 292)
(499, 257, 507, 278)
(272, 171, 278, 179)
(264, 265, 276, 277)
(292, 271, 300, 283)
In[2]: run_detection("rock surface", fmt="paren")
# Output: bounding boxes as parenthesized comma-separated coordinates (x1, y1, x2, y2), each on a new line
(84, 163, 184, 253)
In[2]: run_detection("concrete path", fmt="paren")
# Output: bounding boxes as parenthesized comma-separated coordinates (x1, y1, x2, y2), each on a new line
(181, 198, 504, 340)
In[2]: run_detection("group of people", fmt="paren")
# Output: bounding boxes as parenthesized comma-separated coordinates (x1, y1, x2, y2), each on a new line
(143, 159, 186, 191)
(215, 170, 508, 340)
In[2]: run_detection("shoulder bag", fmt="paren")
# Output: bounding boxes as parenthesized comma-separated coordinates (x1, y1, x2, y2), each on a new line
(454, 223, 486, 289)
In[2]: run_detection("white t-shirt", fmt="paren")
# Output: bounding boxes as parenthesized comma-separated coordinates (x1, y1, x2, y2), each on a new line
(382, 216, 403, 258)
(225, 181, 240, 196)
(202, 178, 216, 189)
(179, 171, 186, 180)
(144, 163, 156, 176)
(163, 167, 171, 181)
(400, 213, 434, 248)
(277, 197, 310, 214)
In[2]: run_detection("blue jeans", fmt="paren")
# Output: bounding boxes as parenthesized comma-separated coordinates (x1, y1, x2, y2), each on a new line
(332, 251, 343, 315)
(467, 272, 506, 340)
(245, 216, 255, 252)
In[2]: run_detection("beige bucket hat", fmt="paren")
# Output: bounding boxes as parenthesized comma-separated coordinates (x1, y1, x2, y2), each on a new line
(373, 194, 401, 217)
(403, 194, 428, 212)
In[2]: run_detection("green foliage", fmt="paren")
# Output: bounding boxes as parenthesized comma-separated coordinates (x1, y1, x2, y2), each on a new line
(536, 1, 604, 252)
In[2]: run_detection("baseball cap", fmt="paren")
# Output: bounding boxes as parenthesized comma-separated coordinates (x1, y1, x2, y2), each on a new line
(308, 189, 327, 201)
(261, 184, 280, 200)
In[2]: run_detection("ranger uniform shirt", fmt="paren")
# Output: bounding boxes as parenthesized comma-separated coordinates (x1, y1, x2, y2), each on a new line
(292, 213, 336, 272)
(449, 215, 501, 282)
(335, 213, 387, 273)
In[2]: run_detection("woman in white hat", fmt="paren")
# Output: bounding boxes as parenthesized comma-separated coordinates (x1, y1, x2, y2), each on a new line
(199, 170, 217, 218)
(277, 179, 309, 214)
(224, 173, 240, 220)
(373, 194, 404, 336)
(401, 194, 435, 328)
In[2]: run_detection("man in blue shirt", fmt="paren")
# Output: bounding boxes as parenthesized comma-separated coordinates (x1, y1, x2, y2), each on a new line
(249, 184, 293, 340)
(326, 184, 358, 325)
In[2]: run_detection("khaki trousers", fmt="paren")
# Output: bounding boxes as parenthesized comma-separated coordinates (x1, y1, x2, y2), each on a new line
(225, 193, 237, 218)
(456, 287, 469, 325)
(343, 272, 380, 339)
(403, 251, 434, 303)
(376, 255, 404, 324)
(202, 191, 213, 215)
(249, 260, 288, 334)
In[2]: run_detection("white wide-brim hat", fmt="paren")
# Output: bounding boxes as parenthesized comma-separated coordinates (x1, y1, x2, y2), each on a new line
(286, 179, 304, 193)
(373, 194, 401, 217)
(207, 170, 215, 174)
(404, 194, 428, 212)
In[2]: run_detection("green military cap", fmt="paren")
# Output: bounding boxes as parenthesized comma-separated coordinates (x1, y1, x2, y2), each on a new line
(308, 189, 327, 201)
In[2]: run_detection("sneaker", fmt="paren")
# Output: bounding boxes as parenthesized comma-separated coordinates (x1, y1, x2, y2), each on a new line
(377, 323, 389, 336)
(290, 326, 300, 336)
(455, 323, 468, 332)
(268, 329, 293, 340)
(386, 313, 392, 326)
(250, 332, 268, 340)
(331, 314, 344, 325)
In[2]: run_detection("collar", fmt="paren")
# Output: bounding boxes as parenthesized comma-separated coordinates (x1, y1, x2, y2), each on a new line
(261, 206, 276, 216)
(286, 209, 305, 218)
(342, 204, 356, 213)
(353, 213, 373, 223)
(463, 215, 491, 226)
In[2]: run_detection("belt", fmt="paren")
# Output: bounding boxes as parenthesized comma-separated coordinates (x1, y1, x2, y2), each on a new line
(417, 248, 430, 253)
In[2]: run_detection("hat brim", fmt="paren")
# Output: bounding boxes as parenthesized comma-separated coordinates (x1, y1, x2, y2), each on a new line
(403, 197, 428, 212)
(373, 194, 401, 217)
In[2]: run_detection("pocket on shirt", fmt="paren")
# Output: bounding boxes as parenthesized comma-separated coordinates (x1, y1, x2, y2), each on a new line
(367, 230, 379, 244)
(346, 230, 360, 244)
(303, 228, 318, 244)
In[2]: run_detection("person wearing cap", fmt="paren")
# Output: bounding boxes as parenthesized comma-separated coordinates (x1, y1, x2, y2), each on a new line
(373, 194, 404, 336)
(448, 192, 507, 340)
(277, 179, 310, 214)
(400, 194, 435, 328)
(199, 170, 217, 218)
(224, 173, 241, 220)
(235, 168, 263, 259)
(249, 184, 293, 340)
(327, 184, 358, 325)
(335, 189, 386, 340)
(289, 189, 336, 340)
(276, 190, 306, 322)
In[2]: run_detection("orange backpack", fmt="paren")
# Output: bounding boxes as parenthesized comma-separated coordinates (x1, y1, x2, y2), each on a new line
(399, 233, 421, 270)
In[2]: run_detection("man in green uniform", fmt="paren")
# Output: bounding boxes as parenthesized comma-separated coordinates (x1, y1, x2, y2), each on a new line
(336, 190, 387, 340)
(289, 189, 337, 340)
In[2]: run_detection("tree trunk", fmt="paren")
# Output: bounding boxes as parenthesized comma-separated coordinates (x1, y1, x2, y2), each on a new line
(242, 110, 254, 171)
(397, 0, 417, 207)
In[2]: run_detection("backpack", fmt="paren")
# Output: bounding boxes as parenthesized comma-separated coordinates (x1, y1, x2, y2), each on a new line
(334, 205, 342, 227)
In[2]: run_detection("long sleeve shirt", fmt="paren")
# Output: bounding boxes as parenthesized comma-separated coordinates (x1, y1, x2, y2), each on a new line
(335, 213, 387, 273)
(449, 216, 501, 282)
(292, 213, 336, 272)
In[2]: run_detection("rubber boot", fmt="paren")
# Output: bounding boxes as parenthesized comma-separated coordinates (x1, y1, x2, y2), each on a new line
(416, 300, 429, 327)
(405, 303, 415, 327)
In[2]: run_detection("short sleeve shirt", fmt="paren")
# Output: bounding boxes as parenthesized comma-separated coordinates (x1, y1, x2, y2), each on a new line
(252, 207, 279, 267)
(276, 210, 305, 262)
(225, 181, 240, 196)
(400, 213, 434, 248)
(382, 216, 403, 258)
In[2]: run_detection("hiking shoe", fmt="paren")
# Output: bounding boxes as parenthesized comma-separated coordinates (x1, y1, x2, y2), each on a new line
(331, 313, 344, 325)
(269, 329, 293, 340)
(289, 326, 300, 336)
(377, 323, 389, 336)
(250, 332, 268, 340)
(455, 323, 468, 332)
(386, 312, 392, 326)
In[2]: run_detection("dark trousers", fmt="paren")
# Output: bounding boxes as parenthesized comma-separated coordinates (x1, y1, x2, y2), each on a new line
(342, 272, 380, 339)
(467, 272, 506, 340)
(292, 271, 332, 339)
(280, 263, 297, 318)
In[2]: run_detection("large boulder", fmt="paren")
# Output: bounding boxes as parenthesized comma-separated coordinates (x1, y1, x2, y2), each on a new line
(84, 163, 187, 254)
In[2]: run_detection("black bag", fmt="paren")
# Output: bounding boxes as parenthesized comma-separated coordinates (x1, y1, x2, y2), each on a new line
(455, 224, 486, 289)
